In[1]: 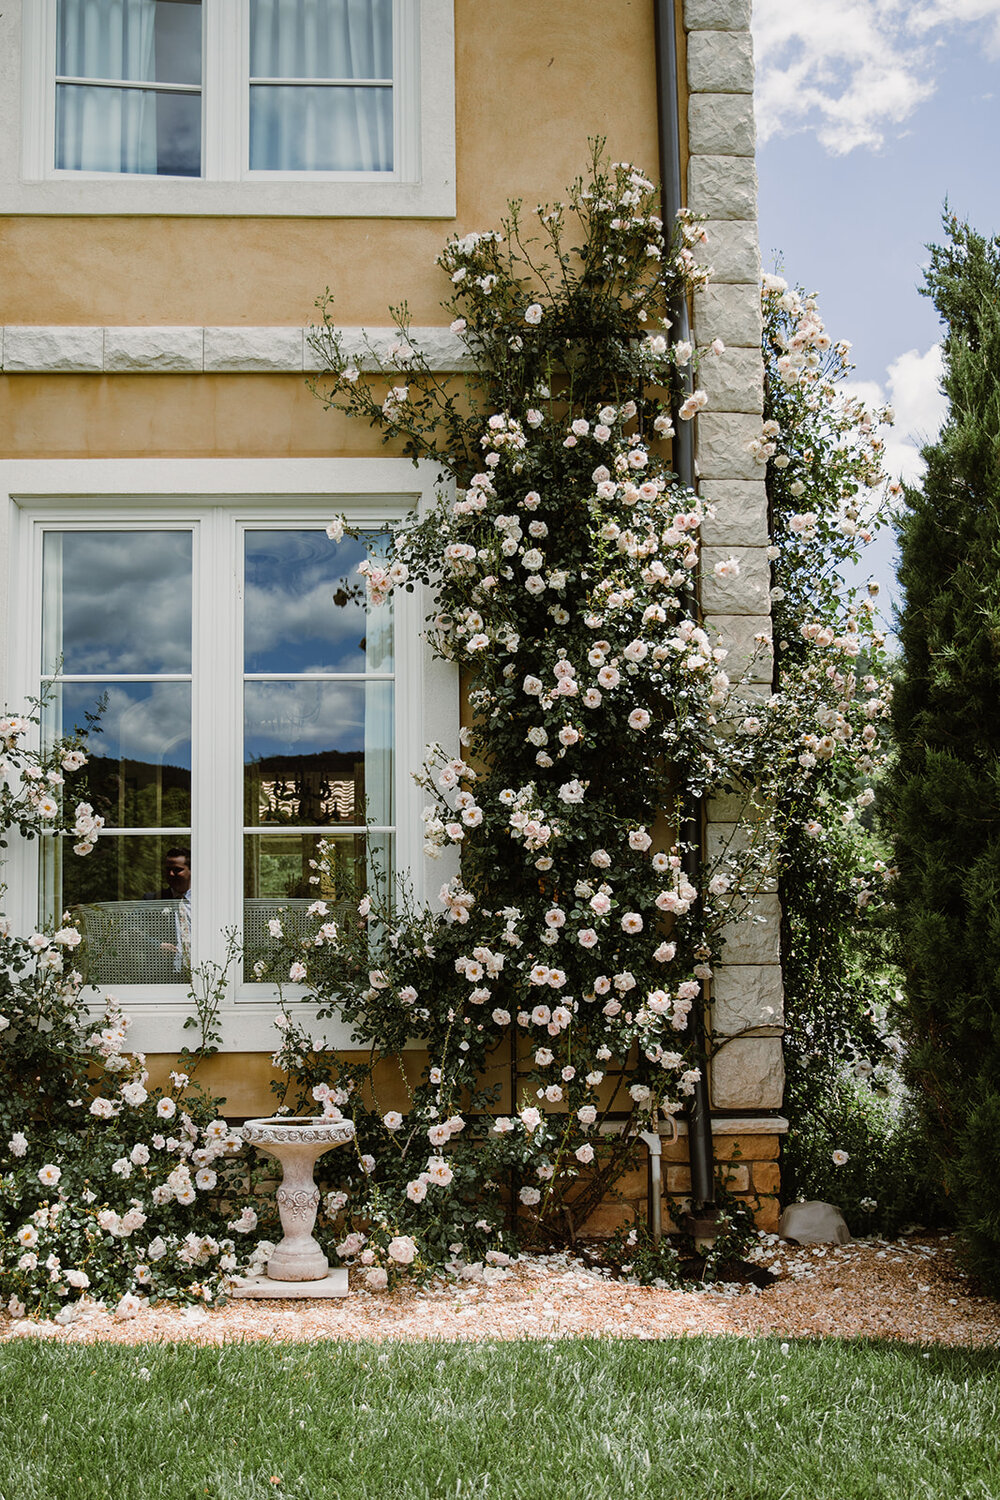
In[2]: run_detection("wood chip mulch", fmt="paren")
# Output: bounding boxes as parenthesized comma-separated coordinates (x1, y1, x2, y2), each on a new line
(3, 1234, 998, 1348)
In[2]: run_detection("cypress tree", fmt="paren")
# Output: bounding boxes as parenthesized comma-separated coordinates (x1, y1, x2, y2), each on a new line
(891, 215, 1000, 1286)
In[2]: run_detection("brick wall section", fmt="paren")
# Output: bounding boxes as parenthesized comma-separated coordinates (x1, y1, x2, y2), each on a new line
(578, 1121, 785, 1237)
(684, 0, 786, 1122)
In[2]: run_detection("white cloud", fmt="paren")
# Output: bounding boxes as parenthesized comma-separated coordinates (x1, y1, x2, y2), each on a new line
(753, 0, 1000, 152)
(838, 344, 947, 620)
(887, 343, 947, 455)
(846, 343, 946, 488)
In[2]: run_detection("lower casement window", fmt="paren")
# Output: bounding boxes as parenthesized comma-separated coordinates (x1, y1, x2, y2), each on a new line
(5, 464, 450, 1051)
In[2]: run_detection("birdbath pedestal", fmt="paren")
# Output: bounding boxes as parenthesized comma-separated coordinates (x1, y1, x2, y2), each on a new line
(231, 1115, 354, 1300)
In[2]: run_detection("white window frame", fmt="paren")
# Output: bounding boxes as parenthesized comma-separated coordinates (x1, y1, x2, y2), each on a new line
(0, 0, 455, 215)
(1, 458, 459, 1052)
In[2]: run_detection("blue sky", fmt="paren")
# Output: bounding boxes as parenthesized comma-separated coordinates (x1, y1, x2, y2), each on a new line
(751, 0, 1000, 605)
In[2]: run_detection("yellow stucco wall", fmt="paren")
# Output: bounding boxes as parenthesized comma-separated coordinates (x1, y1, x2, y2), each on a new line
(2, 0, 691, 1114)
(1, 0, 663, 331)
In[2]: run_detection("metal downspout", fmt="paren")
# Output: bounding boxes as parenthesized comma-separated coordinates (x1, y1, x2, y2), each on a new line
(654, 0, 717, 1226)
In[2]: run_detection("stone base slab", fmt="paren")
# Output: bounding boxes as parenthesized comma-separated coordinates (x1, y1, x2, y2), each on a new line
(230, 1270, 349, 1300)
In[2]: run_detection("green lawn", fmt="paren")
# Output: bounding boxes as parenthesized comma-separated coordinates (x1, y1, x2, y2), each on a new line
(1, 1335, 998, 1500)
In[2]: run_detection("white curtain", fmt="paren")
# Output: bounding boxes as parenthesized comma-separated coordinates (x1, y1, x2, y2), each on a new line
(249, 0, 393, 170)
(56, 0, 158, 172)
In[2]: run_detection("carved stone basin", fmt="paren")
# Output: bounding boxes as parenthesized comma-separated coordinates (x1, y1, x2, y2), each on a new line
(242, 1115, 354, 1282)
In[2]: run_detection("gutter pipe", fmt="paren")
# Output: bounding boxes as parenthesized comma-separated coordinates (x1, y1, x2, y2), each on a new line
(638, 1130, 663, 1244)
(653, 0, 717, 1226)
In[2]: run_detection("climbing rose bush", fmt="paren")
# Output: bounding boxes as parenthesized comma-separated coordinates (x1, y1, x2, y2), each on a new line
(753, 273, 914, 1229)
(258, 154, 791, 1275)
(0, 710, 270, 1319)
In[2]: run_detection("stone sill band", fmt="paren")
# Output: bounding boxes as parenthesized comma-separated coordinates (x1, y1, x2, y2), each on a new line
(0, 326, 477, 375)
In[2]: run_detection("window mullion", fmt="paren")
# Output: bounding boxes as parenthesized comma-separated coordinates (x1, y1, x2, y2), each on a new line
(191, 509, 239, 979)
(203, 0, 244, 181)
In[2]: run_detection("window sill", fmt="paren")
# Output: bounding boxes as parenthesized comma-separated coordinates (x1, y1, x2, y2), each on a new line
(0, 174, 456, 218)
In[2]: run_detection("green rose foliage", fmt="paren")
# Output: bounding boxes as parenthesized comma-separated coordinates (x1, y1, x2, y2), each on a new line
(0, 717, 269, 1320)
(759, 274, 946, 1231)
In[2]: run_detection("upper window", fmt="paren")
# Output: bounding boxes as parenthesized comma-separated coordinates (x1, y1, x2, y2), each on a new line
(1, 0, 456, 214)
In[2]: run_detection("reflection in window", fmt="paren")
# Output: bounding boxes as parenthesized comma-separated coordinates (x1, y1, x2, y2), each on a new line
(243, 529, 394, 973)
(40, 529, 193, 985)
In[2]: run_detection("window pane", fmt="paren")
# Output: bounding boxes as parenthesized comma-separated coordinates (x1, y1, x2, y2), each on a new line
(250, 0, 393, 81)
(42, 531, 192, 676)
(245, 680, 392, 827)
(243, 829, 392, 969)
(55, 84, 201, 175)
(55, 1, 201, 175)
(245, 530, 393, 673)
(249, 84, 392, 171)
(43, 682, 191, 829)
(44, 834, 192, 985)
(245, 830, 354, 900)
(57, 0, 202, 86)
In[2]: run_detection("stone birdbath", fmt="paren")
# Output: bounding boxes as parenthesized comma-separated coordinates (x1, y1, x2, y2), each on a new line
(231, 1115, 354, 1299)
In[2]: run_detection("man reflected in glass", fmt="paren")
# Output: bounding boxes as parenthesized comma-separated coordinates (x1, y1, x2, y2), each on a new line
(161, 846, 192, 975)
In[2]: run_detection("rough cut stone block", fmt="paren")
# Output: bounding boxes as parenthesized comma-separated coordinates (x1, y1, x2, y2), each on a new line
(685, 0, 751, 29)
(711, 963, 784, 1035)
(701, 544, 770, 614)
(755, 1196, 781, 1232)
(687, 31, 754, 93)
(715, 1131, 782, 1159)
(717, 892, 782, 967)
(753, 1160, 781, 1194)
(104, 327, 204, 372)
(706, 614, 772, 683)
(692, 219, 761, 285)
(669, 1162, 754, 1194)
(697, 346, 763, 414)
(694, 283, 762, 349)
(697, 410, 764, 481)
(711, 1036, 784, 1109)
(689, 94, 756, 157)
(3, 326, 104, 372)
(688, 156, 758, 221)
(578, 1203, 635, 1238)
(705, 821, 777, 892)
(700, 478, 769, 546)
(305, 325, 475, 374)
(204, 326, 303, 372)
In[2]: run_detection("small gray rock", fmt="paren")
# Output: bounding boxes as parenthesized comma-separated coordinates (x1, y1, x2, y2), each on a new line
(779, 1201, 851, 1245)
